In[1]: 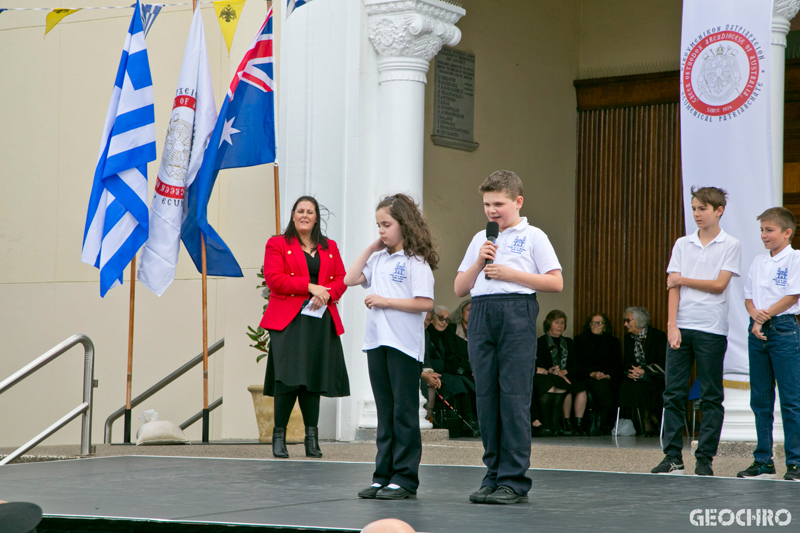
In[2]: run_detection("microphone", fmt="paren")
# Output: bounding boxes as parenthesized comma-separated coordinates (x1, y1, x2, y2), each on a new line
(484, 221, 499, 280)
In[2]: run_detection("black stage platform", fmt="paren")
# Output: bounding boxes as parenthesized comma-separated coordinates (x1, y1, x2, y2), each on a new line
(2, 456, 799, 532)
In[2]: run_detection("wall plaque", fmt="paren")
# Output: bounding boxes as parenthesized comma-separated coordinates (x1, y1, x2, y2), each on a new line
(432, 47, 479, 151)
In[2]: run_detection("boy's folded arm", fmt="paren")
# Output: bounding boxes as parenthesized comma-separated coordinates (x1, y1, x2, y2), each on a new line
(510, 268, 563, 293)
(676, 270, 735, 294)
(766, 294, 800, 318)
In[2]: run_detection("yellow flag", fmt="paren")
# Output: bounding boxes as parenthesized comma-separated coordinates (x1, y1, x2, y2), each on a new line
(45, 9, 81, 37)
(213, 0, 246, 56)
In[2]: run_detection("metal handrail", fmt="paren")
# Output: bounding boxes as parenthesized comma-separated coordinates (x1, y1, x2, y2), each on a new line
(103, 338, 224, 443)
(180, 397, 223, 430)
(0, 334, 95, 465)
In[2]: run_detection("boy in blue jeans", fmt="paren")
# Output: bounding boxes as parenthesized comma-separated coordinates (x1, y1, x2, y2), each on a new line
(455, 170, 562, 504)
(737, 207, 800, 481)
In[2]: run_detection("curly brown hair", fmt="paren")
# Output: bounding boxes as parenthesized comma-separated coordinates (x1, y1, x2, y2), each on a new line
(376, 193, 439, 270)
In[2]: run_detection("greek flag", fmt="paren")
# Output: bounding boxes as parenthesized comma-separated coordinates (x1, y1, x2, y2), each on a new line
(286, 0, 313, 17)
(81, 0, 156, 297)
(141, 3, 163, 38)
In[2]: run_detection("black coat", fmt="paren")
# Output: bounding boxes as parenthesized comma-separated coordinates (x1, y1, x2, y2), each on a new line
(536, 335, 578, 376)
(574, 332, 622, 380)
(622, 326, 667, 376)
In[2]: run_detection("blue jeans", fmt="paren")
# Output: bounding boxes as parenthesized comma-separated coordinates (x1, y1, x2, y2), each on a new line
(748, 315, 800, 466)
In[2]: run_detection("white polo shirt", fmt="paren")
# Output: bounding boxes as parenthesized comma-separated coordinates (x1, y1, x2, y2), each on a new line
(743, 246, 800, 315)
(666, 229, 741, 335)
(361, 250, 435, 362)
(457, 217, 561, 297)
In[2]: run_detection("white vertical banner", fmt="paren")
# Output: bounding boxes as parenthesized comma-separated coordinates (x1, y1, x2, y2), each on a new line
(680, 0, 775, 381)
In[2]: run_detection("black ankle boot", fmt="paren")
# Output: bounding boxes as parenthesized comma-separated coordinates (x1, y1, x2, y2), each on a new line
(589, 413, 603, 436)
(562, 417, 575, 436)
(574, 417, 586, 436)
(304, 426, 323, 457)
(272, 426, 289, 458)
(547, 393, 566, 436)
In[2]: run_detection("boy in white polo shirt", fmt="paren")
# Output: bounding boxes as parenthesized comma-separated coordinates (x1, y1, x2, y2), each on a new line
(455, 170, 562, 504)
(737, 207, 800, 481)
(652, 187, 741, 477)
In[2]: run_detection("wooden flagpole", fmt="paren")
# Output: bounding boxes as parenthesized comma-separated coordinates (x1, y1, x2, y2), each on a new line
(192, 0, 210, 444)
(124, 255, 137, 444)
(268, 0, 280, 232)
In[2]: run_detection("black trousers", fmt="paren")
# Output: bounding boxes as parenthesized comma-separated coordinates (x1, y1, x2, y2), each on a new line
(662, 328, 726, 460)
(367, 346, 422, 493)
(468, 293, 539, 496)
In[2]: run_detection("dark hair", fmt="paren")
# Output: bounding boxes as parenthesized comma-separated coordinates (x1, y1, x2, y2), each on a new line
(758, 207, 796, 240)
(283, 196, 329, 250)
(582, 312, 613, 336)
(690, 186, 728, 212)
(479, 170, 523, 200)
(543, 309, 567, 334)
(376, 193, 439, 270)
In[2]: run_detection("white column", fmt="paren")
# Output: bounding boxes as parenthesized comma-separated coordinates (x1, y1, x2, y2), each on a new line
(355, 0, 465, 434)
(366, 0, 465, 197)
(772, 1, 800, 205)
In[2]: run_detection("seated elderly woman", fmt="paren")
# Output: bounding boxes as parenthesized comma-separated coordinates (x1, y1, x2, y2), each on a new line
(422, 304, 479, 437)
(533, 310, 588, 436)
(451, 298, 471, 340)
(619, 306, 667, 436)
(574, 312, 622, 436)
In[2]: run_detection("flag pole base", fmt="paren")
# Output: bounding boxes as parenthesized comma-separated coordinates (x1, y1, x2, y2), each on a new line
(123, 409, 132, 444)
(202, 409, 210, 443)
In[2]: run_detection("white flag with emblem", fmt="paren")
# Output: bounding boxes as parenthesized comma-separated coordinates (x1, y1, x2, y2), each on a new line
(680, 0, 773, 379)
(138, 7, 217, 295)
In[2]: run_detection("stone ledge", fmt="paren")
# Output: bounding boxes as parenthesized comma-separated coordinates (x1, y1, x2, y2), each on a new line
(354, 428, 450, 443)
(693, 440, 785, 458)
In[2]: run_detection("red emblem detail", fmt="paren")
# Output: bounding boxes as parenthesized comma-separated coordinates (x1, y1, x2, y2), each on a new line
(155, 177, 184, 199)
(683, 31, 759, 117)
(172, 95, 197, 111)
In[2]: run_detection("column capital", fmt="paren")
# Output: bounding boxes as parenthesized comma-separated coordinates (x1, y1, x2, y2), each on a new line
(366, 0, 465, 82)
(774, 0, 800, 46)
(774, 0, 800, 21)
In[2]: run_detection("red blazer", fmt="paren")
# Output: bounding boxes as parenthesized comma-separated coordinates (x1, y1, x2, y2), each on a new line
(259, 235, 347, 335)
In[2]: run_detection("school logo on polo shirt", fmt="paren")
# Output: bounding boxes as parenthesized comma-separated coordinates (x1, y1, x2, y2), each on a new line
(390, 261, 407, 283)
(509, 236, 526, 255)
(775, 267, 788, 287)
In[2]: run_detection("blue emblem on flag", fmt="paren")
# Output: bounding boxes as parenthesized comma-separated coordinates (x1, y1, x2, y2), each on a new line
(181, 8, 276, 277)
(81, 0, 156, 297)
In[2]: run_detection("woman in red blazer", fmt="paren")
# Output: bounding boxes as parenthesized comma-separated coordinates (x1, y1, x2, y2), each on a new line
(259, 196, 350, 458)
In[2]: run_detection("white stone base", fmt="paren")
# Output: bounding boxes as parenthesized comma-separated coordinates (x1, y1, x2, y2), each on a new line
(357, 390, 433, 431)
(720, 387, 784, 442)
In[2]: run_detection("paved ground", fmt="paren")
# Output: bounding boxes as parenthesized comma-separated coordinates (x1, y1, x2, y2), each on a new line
(0, 435, 783, 479)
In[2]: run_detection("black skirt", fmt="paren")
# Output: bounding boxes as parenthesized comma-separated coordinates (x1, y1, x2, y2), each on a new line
(264, 310, 350, 397)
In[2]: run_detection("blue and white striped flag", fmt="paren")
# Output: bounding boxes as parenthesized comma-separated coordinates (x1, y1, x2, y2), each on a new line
(141, 3, 163, 38)
(82, 0, 156, 297)
(286, 0, 312, 18)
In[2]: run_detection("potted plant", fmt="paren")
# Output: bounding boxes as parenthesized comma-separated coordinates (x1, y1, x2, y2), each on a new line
(246, 267, 304, 443)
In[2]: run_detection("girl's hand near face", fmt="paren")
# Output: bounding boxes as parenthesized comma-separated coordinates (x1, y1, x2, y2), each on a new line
(370, 238, 386, 253)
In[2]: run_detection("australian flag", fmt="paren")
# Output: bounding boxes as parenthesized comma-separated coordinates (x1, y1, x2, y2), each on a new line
(181, 7, 276, 277)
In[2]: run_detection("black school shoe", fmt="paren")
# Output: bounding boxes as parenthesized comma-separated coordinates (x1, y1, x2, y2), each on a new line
(376, 486, 416, 500)
(785, 464, 800, 481)
(357, 484, 383, 499)
(695, 457, 714, 476)
(469, 486, 495, 503)
(485, 486, 528, 504)
(651, 455, 685, 475)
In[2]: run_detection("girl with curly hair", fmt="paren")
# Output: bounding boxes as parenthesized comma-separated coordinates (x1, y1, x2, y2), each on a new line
(344, 193, 437, 500)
